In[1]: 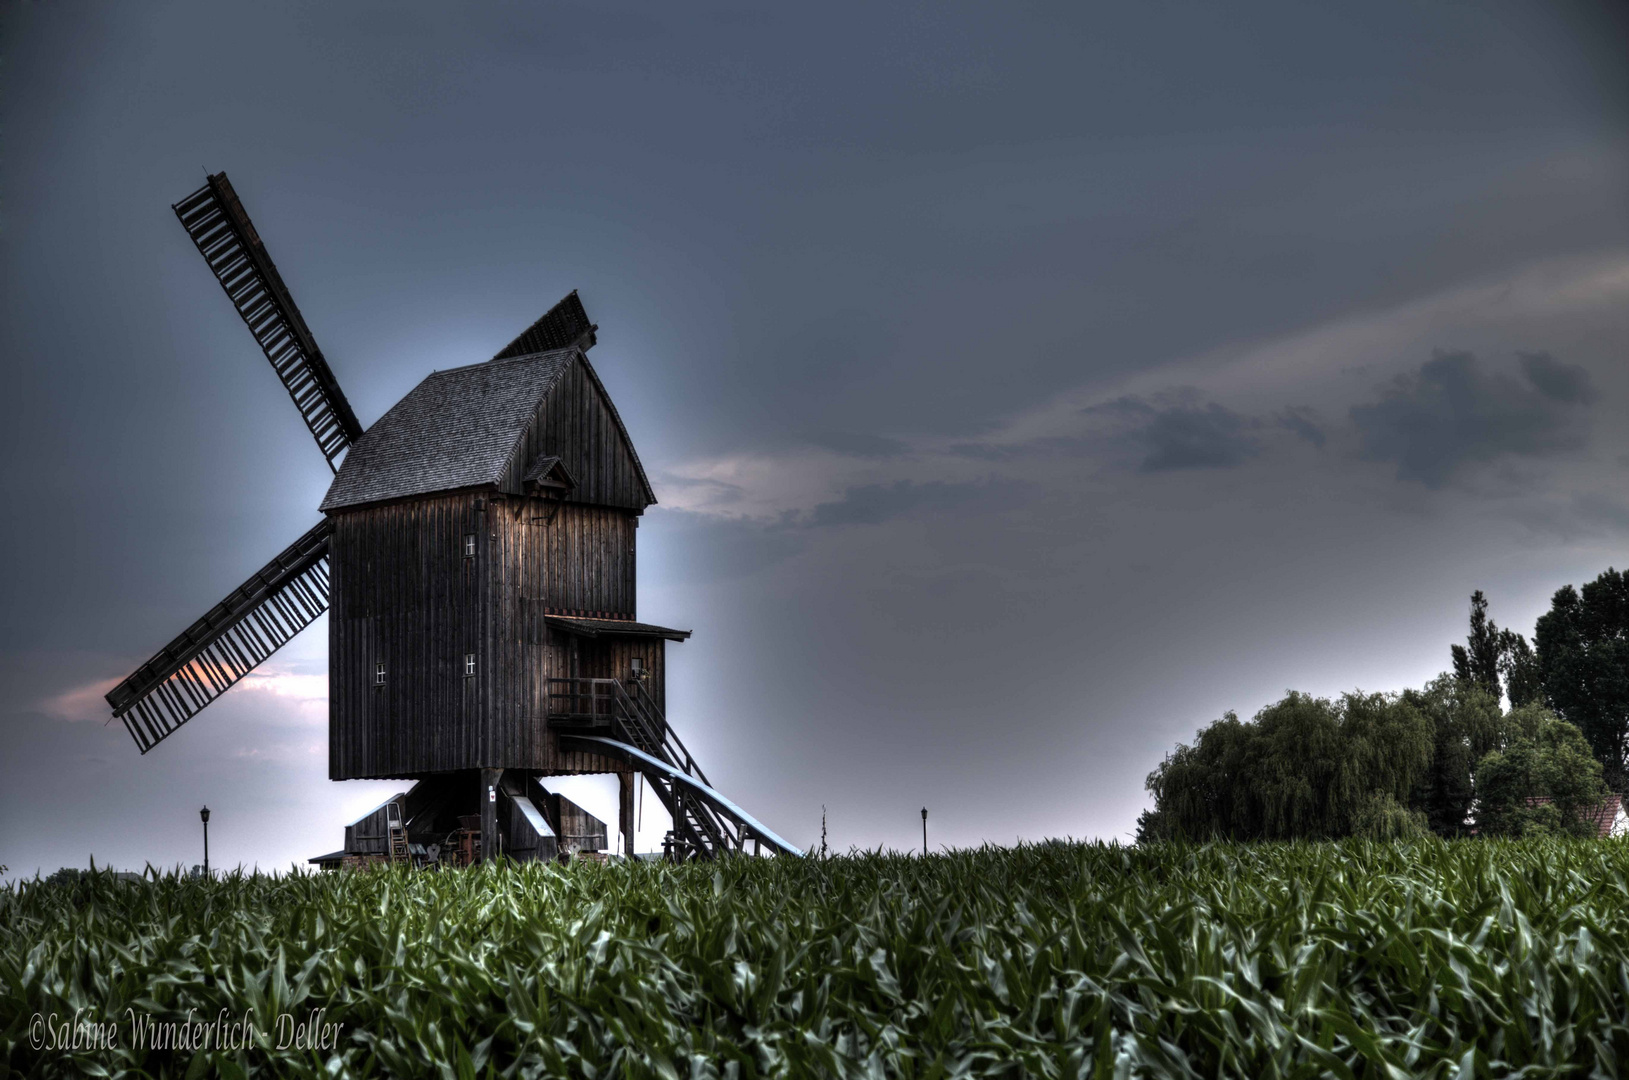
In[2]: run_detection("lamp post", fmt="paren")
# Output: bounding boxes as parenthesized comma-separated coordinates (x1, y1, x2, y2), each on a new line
(200, 806, 210, 876)
(921, 807, 928, 856)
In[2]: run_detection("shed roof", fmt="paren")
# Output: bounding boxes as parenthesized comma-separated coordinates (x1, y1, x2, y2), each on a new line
(320, 349, 575, 511)
(544, 615, 692, 641)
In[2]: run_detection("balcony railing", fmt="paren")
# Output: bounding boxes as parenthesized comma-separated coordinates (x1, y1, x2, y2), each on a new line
(546, 676, 742, 856)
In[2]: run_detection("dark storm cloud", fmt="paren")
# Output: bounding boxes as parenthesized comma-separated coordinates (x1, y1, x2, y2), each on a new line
(947, 437, 1092, 462)
(1275, 406, 1327, 448)
(1350, 350, 1596, 487)
(1518, 351, 1597, 404)
(1137, 402, 1261, 472)
(1572, 494, 1629, 533)
(802, 431, 910, 459)
(660, 479, 1018, 586)
(804, 480, 994, 527)
(948, 394, 1280, 469)
(1084, 397, 1262, 472)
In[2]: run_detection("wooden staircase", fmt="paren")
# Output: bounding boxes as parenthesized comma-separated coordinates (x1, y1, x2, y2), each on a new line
(548, 677, 759, 859)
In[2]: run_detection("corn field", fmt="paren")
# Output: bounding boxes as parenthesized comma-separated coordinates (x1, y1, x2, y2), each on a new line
(6, 839, 1629, 1078)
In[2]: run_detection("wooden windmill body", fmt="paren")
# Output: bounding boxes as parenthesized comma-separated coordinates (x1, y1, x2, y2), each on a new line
(105, 173, 797, 865)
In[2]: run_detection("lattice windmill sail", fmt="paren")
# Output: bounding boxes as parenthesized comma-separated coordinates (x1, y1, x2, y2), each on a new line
(174, 174, 363, 468)
(107, 172, 799, 864)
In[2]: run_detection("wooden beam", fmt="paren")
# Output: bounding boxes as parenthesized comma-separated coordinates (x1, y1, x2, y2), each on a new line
(619, 770, 635, 857)
(479, 767, 501, 864)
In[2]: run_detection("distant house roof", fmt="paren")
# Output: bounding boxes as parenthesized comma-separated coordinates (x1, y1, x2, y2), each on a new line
(544, 615, 692, 641)
(1526, 794, 1627, 838)
(320, 349, 575, 511)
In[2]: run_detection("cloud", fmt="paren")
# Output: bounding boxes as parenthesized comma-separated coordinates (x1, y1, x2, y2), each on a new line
(1349, 349, 1596, 487)
(1517, 351, 1596, 405)
(40, 665, 327, 725)
(656, 256, 1629, 526)
(803, 479, 994, 527)
(236, 670, 329, 722)
(1275, 406, 1326, 448)
(40, 677, 122, 722)
(801, 431, 910, 458)
(1084, 396, 1261, 472)
(946, 437, 1092, 461)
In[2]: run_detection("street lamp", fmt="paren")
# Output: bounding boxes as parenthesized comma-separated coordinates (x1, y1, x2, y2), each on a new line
(921, 807, 928, 856)
(200, 806, 210, 876)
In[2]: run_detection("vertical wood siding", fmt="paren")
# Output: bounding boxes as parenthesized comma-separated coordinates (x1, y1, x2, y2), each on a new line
(329, 348, 662, 781)
(329, 493, 652, 779)
(497, 355, 653, 511)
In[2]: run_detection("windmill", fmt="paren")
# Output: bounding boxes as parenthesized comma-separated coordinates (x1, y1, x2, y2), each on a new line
(105, 173, 799, 865)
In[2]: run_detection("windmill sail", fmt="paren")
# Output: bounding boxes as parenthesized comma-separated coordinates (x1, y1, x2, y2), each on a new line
(106, 521, 332, 753)
(173, 173, 364, 469)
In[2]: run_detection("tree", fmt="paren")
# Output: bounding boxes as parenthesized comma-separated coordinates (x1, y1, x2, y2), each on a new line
(1402, 676, 1503, 836)
(1450, 589, 1544, 710)
(1498, 629, 1544, 708)
(1474, 706, 1606, 837)
(1534, 568, 1629, 791)
(1142, 691, 1432, 841)
(1451, 590, 1502, 699)
(1349, 793, 1427, 840)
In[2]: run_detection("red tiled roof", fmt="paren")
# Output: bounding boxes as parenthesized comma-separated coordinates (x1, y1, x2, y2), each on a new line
(1526, 793, 1624, 838)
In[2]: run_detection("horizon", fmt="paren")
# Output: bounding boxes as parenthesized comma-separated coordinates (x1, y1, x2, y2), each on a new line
(3, 1, 1627, 878)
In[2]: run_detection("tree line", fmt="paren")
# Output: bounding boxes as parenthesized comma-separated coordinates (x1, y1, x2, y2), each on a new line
(1138, 567, 1629, 842)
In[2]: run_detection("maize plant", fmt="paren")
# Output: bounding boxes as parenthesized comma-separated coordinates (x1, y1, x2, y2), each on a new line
(6, 839, 1629, 1078)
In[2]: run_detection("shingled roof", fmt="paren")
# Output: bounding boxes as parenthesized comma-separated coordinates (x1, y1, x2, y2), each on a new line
(320, 349, 575, 511)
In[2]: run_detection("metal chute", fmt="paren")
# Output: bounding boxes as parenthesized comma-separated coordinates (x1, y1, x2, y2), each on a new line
(562, 732, 803, 857)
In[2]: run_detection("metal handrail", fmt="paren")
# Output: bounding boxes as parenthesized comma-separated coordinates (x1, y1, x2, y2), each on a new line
(547, 675, 747, 854)
(610, 683, 740, 850)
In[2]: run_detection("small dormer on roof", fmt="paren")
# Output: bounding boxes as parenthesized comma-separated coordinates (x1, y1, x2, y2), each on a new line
(523, 454, 576, 498)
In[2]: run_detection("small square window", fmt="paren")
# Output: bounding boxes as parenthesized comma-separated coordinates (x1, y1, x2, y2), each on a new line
(463, 653, 476, 678)
(630, 657, 644, 674)
(463, 533, 476, 558)
(374, 662, 387, 686)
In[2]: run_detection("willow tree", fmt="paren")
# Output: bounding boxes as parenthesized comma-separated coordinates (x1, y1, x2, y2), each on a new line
(1140, 691, 1432, 842)
(1402, 676, 1503, 837)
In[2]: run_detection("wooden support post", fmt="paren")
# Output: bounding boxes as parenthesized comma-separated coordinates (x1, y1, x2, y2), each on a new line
(480, 767, 501, 864)
(619, 771, 635, 857)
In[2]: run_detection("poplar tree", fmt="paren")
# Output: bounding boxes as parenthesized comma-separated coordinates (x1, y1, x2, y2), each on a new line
(1451, 590, 1502, 699)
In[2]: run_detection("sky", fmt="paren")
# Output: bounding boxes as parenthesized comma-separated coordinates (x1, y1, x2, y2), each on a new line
(1, 1, 1626, 877)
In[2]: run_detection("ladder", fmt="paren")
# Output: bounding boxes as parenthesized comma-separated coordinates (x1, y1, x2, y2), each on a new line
(386, 801, 409, 863)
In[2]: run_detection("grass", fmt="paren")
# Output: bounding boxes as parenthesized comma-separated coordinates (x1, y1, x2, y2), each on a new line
(5, 839, 1629, 1078)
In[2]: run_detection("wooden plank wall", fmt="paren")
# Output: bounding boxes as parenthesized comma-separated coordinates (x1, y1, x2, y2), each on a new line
(535, 631, 667, 775)
(498, 355, 651, 511)
(539, 504, 636, 618)
(330, 492, 481, 778)
(329, 492, 650, 780)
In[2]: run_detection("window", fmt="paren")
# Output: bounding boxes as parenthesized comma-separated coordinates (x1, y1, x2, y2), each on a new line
(464, 653, 476, 678)
(374, 662, 387, 686)
(463, 533, 476, 558)
(630, 657, 644, 675)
